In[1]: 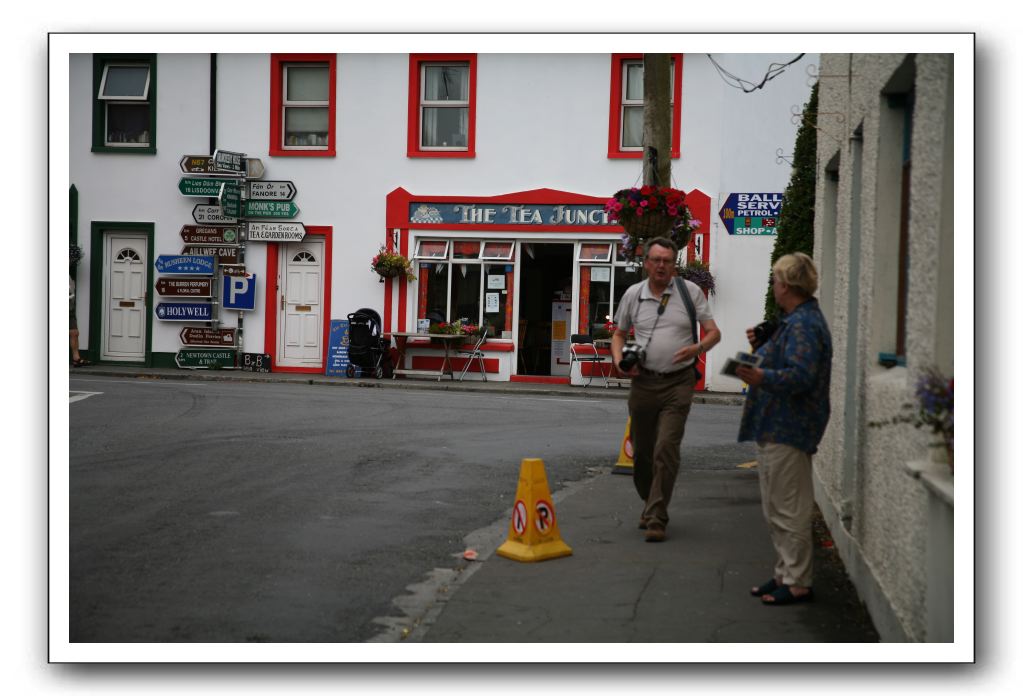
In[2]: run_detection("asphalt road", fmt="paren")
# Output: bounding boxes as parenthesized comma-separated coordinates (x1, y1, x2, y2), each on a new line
(68, 376, 754, 642)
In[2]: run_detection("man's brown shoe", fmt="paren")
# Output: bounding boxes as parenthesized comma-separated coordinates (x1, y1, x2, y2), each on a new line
(638, 518, 648, 530)
(644, 526, 665, 542)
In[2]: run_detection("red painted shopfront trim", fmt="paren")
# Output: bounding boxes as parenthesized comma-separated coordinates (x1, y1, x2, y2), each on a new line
(269, 54, 337, 158)
(607, 53, 683, 160)
(263, 226, 333, 374)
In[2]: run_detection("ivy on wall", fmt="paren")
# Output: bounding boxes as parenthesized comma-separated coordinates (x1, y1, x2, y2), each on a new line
(763, 82, 818, 321)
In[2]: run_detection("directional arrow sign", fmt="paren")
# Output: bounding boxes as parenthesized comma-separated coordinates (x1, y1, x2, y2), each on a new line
(219, 181, 241, 217)
(221, 264, 248, 277)
(155, 255, 215, 275)
(156, 277, 213, 297)
(247, 221, 306, 242)
(180, 155, 264, 178)
(175, 348, 237, 369)
(212, 149, 245, 173)
(248, 180, 296, 201)
(180, 327, 236, 347)
(157, 302, 213, 322)
(180, 224, 239, 245)
(182, 245, 240, 265)
(179, 177, 226, 197)
(192, 204, 237, 225)
(243, 200, 300, 219)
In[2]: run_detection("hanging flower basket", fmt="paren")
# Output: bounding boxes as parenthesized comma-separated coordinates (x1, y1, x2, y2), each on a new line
(370, 246, 416, 281)
(605, 186, 701, 260)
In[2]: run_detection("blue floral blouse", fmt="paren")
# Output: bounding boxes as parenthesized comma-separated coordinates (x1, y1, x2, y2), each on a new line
(738, 298, 833, 454)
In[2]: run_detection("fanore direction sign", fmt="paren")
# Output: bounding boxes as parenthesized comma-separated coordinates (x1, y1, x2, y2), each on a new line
(247, 221, 306, 242)
(156, 277, 212, 297)
(192, 204, 238, 225)
(180, 155, 264, 179)
(155, 255, 215, 275)
(180, 326, 236, 347)
(247, 180, 297, 201)
(175, 348, 237, 370)
(180, 224, 239, 245)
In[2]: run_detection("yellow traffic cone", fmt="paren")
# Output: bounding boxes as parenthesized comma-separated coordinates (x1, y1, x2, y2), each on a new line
(496, 458, 572, 562)
(612, 416, 634, 475)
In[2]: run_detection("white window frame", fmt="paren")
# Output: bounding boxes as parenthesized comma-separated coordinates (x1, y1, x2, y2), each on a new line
(480, 241, 515, 261)
(578, 242, 613, 263)
(619, 59, 675, 152)
(419, 62, 470, 151)
(414, 239, 450, 259)
(281, 63, 330, 151)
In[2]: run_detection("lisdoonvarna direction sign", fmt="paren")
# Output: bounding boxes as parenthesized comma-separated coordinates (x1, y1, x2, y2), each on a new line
(175, 348, 237, 369)
(179, 177, 228, 197)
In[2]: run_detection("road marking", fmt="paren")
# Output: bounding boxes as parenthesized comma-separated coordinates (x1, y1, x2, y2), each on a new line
(69, 391, 102, 403)
(69, 378, 210, 388)
(737, 461, 758, 469)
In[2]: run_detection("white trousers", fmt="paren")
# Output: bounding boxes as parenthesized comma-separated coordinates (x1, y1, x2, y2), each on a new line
(757, 442, 814, 587)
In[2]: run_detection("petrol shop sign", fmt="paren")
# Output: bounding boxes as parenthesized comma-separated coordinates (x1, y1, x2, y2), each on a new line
(718, 193, 784, 236)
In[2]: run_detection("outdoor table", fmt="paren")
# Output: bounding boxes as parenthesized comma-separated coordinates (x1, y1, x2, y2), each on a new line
(389, 331, 466, 381)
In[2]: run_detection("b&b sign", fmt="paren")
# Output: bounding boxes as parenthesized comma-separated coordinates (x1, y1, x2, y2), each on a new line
(222, 273, 257, 311)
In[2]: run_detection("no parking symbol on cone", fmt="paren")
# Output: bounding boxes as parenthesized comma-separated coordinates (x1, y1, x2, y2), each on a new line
(496, 458, 572, 563)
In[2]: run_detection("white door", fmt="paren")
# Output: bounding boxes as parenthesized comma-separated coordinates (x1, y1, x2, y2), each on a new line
(277, 239, 324, 368)
(102, 233, 148, 362)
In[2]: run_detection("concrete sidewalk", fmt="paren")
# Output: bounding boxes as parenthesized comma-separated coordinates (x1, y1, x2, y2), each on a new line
(414, 468, 879, 643)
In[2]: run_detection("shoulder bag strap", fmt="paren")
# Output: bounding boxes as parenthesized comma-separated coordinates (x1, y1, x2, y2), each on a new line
(674, 277, 698, 344)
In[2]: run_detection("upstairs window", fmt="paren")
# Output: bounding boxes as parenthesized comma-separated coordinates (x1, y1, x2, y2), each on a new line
(270, 54, 336, 157)
(607, 53, 683, 159)
(92, 55, 156, 154)
(408, 54, 477, 158)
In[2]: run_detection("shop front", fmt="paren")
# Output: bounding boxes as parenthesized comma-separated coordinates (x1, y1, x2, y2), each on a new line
(383, 187, 711, 386)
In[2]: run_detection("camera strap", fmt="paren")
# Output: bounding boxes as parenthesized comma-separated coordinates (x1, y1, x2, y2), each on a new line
(674, 278, 699, 345)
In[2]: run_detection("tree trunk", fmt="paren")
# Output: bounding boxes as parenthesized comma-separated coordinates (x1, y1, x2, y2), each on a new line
(642, 54, 672, 188)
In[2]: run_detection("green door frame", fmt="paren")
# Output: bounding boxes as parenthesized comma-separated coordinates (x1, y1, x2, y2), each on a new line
(88, 222, 155, 365)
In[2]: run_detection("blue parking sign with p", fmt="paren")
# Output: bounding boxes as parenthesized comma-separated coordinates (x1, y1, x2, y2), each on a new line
(223, 273, 256, 311)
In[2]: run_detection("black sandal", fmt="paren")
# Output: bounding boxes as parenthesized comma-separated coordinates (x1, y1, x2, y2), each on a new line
(72, 358, 92, 367)
(750, 578, 780, 597)
(761, 585, 814, 605)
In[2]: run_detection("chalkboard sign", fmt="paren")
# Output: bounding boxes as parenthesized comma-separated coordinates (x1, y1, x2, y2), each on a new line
(240, 352, 272, 373)
(325, 320, 350, 376)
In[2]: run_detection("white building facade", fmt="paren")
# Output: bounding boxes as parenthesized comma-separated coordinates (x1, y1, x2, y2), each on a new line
(69, 51, 815, 387)
(812, 53, 956, 642)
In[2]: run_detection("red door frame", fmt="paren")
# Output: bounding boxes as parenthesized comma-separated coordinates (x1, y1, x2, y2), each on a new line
(263, 226, 333, 373)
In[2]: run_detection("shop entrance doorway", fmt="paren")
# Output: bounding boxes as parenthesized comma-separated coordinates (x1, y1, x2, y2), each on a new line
(517, 242, 573, 376)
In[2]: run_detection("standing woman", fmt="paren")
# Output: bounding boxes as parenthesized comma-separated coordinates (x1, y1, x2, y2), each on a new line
(735, 253, 832, 605)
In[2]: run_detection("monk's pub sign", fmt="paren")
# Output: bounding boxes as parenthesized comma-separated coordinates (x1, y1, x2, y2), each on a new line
(410, 203, 615, 227)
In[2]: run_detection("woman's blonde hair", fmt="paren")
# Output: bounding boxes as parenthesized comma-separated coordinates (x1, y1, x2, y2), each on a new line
(772, 252, 819, 297)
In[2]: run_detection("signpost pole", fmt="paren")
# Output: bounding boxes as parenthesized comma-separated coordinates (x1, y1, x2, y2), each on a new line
(236, 178, 249, 367)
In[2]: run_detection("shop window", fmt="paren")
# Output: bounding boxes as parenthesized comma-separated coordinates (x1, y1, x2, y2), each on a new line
(414, 239, 449, 259)
(407, 54, 477, 158)
(481, 241, 514, 261)
(270, 54, 336, 157)
(453, 241, 481, 259)
(607, 54, 682, 159)
(92, 55, 156, 154)
(580, 243, 612, 262)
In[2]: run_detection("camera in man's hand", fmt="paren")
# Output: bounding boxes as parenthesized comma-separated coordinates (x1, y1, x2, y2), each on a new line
(751, 320, 778, 350)
(618, 344, 646, 372)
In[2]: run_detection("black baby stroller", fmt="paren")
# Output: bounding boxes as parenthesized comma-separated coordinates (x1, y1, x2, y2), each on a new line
(345, 308, 392, 379)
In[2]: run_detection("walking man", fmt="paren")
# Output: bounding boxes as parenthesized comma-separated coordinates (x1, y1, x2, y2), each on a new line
(611, 237, 721, 542)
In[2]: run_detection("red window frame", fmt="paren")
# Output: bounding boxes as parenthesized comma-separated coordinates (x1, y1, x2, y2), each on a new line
(269, 54, 337, 158)
(407, 54, 477, 159)
(607, 53, 683, 159)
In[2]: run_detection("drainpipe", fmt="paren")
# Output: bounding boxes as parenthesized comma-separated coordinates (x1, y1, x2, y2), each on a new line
(209, 53, 217, 153)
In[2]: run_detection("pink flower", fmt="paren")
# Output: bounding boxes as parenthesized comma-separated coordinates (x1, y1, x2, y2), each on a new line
(690, 219, 702, 229)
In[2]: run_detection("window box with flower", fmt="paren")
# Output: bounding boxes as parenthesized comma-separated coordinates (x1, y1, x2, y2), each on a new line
(371, 246, 416, 282)
(428, 319, 482, 346)
(605, 186, 702, 260)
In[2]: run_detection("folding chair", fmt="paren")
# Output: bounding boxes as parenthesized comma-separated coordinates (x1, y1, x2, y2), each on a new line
(458, 327, 489, 381)
(570, 334, 610, 387)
